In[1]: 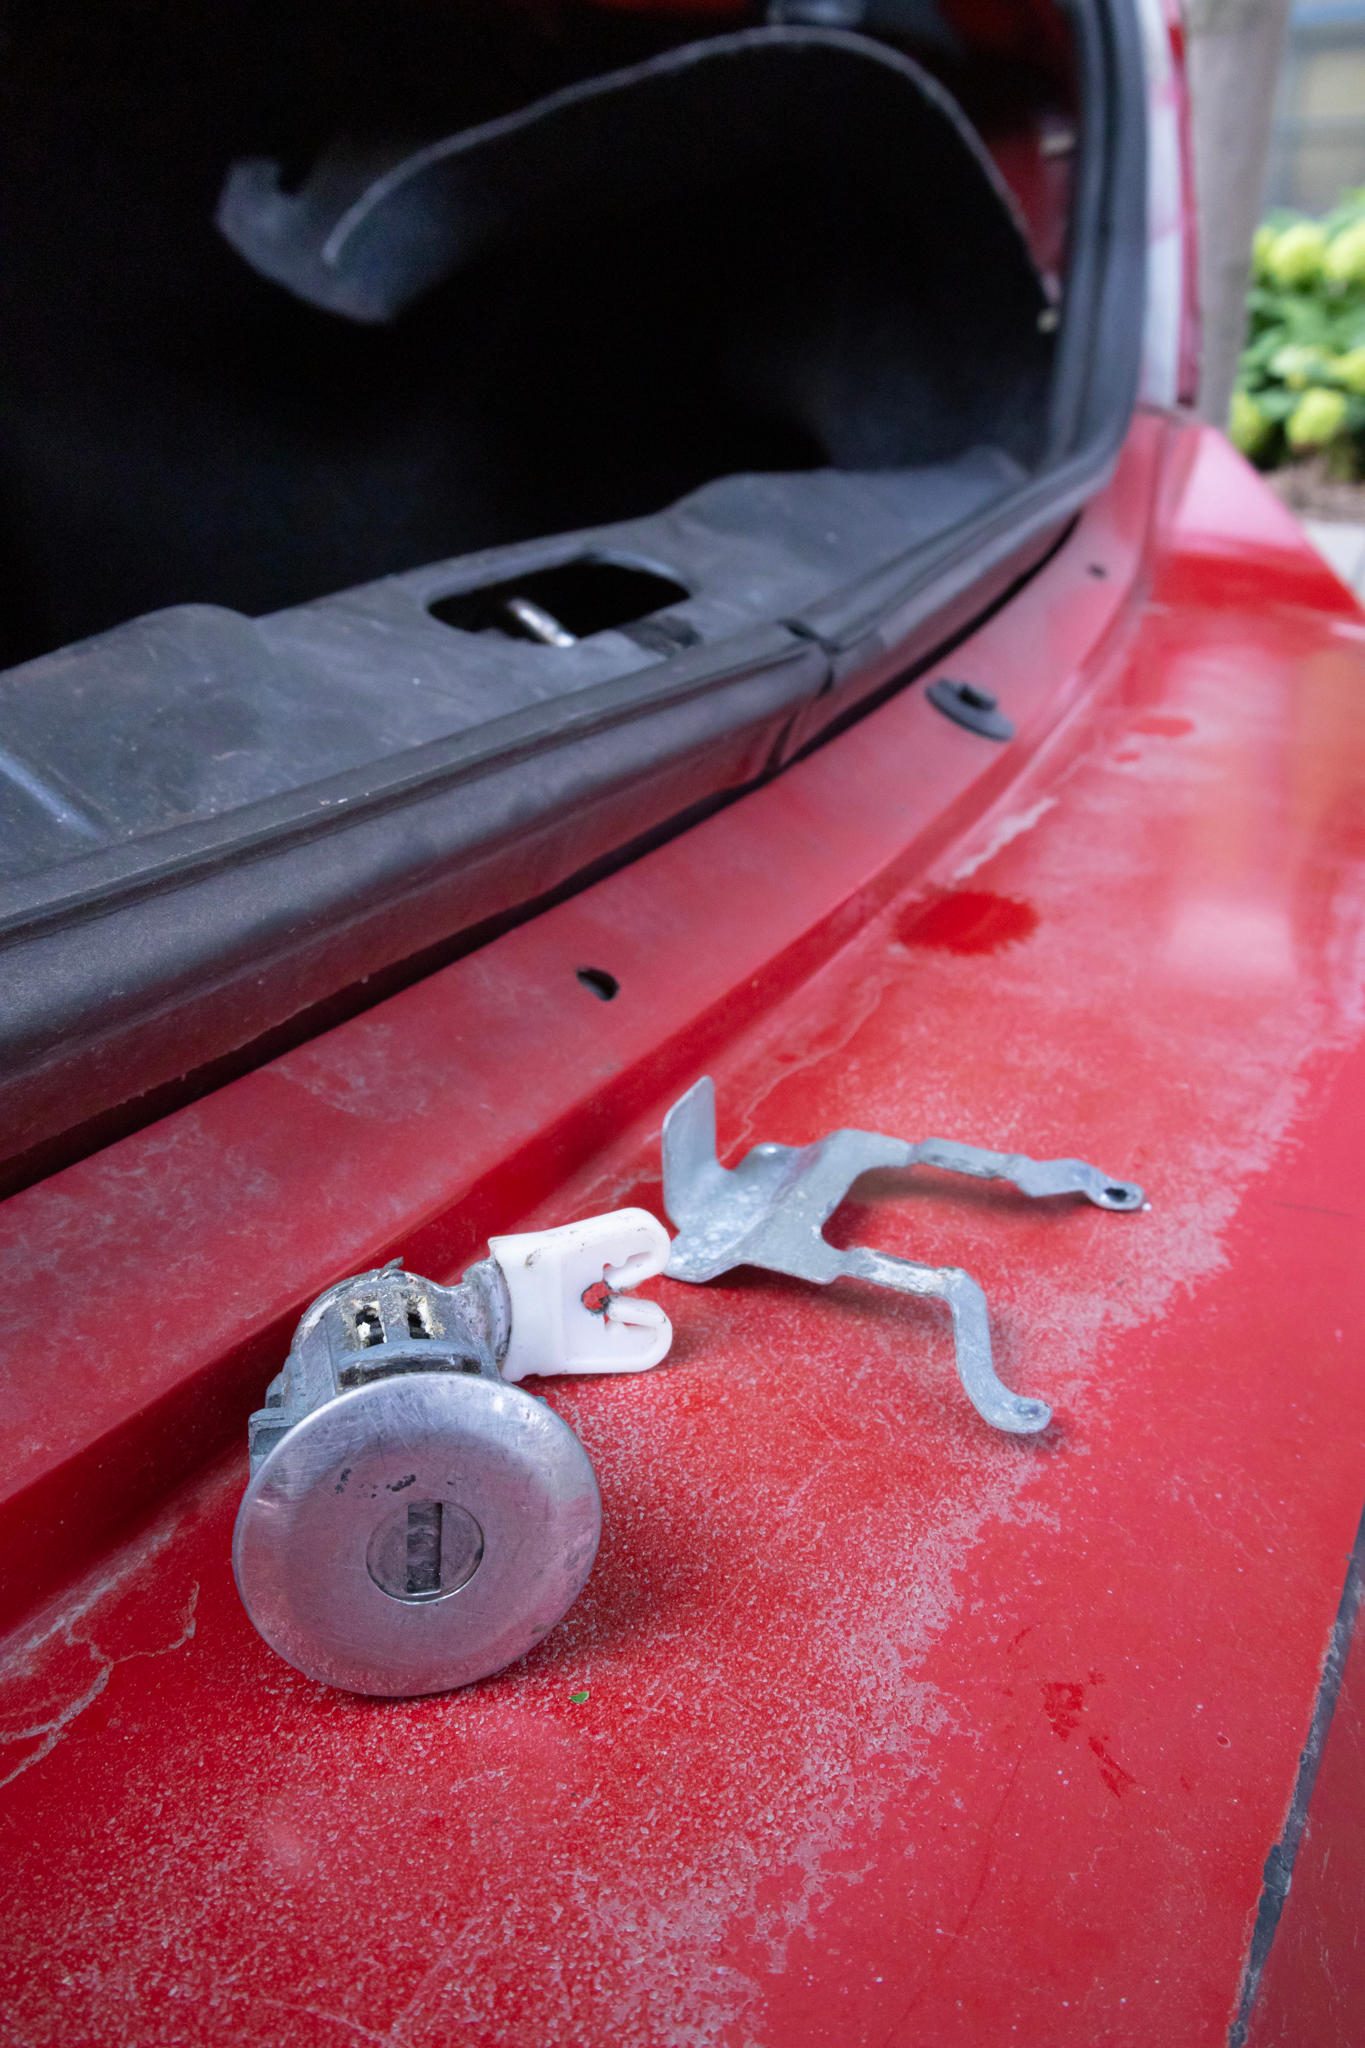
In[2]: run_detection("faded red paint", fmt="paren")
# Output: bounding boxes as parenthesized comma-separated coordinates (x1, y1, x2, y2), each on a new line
(0, 418, 1362, 2046)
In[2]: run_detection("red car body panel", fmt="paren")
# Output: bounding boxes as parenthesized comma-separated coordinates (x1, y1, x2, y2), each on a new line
(2, 414, 1364, 2044)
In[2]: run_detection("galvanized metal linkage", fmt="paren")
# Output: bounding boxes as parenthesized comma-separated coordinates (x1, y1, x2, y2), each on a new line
(661, 1077, 1144, 1436)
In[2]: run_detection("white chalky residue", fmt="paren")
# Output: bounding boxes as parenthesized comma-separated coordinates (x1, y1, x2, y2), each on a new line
(948, 796, 1058, 882)
(0, 1584, 199, 1792)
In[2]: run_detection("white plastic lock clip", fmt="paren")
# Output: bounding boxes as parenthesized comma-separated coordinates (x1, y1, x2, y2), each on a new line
(488, 1206, 673, 1383)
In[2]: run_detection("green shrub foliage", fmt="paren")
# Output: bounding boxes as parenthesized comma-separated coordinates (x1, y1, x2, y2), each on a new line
(1233, 190, 1365, 475)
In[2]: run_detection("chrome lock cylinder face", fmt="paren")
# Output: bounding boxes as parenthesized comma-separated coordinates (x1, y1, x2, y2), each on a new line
(234, 1211, 671, 1698)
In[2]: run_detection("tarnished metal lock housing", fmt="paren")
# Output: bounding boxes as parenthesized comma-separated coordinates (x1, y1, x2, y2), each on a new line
(235, 1212, 670, 1696)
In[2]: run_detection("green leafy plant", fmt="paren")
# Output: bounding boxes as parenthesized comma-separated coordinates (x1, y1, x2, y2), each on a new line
(1232, 190, 1365, 476)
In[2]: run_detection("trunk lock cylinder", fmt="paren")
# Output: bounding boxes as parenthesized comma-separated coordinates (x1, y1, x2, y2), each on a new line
(233, 1209, 670, 1697)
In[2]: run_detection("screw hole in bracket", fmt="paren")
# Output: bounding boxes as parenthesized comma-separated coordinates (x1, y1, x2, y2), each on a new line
(576, 967, 619, 1001)
(926, 677, 1015, 742)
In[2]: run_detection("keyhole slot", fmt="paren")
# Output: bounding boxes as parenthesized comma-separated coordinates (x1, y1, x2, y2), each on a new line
(404, 1500, 443, 1594)
(366, 1497, 485, 1603)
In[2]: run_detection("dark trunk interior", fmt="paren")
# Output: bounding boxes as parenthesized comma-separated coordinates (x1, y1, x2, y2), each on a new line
(0, 0, 1061, 667)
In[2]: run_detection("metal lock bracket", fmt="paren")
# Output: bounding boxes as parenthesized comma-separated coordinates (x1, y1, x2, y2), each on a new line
(234, 1208, 671, 1697)
(661, 1077, 1142, 1435)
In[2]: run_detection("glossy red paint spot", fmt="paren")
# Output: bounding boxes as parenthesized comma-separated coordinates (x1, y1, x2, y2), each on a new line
(1132, 712, 1196, 737)
(897, 889, 1039, 955)
(1089, 1734, 1138, 1799)
(1041, 1681, 1088, 1740)
(1041, 1672, 1106, 1741)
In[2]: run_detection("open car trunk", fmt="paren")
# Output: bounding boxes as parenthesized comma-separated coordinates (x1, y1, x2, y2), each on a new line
(0, 0, 1146, 1188)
